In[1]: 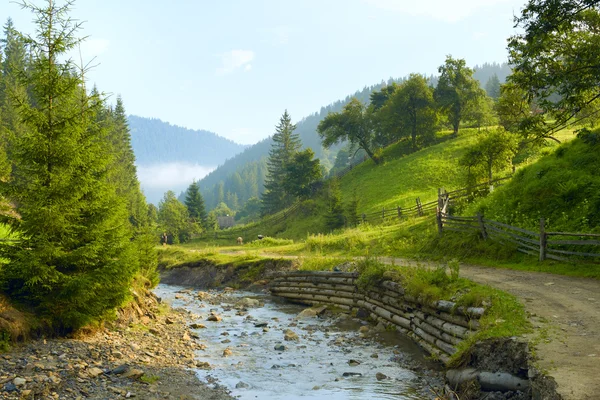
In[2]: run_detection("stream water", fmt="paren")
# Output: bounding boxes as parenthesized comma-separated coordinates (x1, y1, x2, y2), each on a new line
(155, 284, 441, 399)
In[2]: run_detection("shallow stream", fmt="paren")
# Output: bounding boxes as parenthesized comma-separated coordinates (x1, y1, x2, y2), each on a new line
(155, 284, 441, 399)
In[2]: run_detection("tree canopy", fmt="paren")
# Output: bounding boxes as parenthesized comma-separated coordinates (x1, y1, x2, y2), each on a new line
(317, 98, 381, 164)
(508, 1, 600, 137)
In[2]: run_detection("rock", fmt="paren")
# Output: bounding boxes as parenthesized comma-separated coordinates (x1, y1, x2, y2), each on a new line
(111, 364, 130, 375)
(284, 329, 299, 341)
(149, 328, 160, 336)
(196, 361, 211, 369)
(122, 368, 144, 380)
(254, 322, 268, 328)
(165, 317, 175, 324)
(13, 377, 26, 387)
(182, 332, 191, 341)
(235, 381, 250, 389)
(222, 348, 233, 357)
(342, 372, 363, 377)
(237, 298, 260, 308)
(296, 306, 327, 319)
(190, 323, 206, 329)
(348, 359, 361, 366)
(274, 344, 287, 351)
(376, 372, 388, 381)
(370, 353, 379, 359)
(21, 389, 32, 396)
(356, 308, 370, 319)
(88, 367, 104, 378)
(197, 291, 210, 300)
(207, 312, 222, 322)
(221, 339, 231, 344)
(359, 326, 370, 333)
(3, 382, 17, 392)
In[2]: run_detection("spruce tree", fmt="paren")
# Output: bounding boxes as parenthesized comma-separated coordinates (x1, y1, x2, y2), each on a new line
(185, 180, 208, 229)
(261, 110, 301, 214)
(103, 96, 157, 281)
(0, 0, 137, 330)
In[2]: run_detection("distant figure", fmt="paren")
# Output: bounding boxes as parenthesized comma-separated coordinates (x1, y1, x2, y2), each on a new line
(161, 232, 168, 246)
(237, 237, 243, 245)
(258, 235, 264, 240)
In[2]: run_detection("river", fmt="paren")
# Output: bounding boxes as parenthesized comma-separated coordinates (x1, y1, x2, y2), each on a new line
(155, 284, 442, 399)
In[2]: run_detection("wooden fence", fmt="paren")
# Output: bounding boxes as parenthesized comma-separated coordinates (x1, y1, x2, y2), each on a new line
(360, 197, 438, 223)
(438, 212, 600, 262)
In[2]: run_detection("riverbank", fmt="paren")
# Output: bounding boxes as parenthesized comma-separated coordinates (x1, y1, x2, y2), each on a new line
(0, 292, 233, 400)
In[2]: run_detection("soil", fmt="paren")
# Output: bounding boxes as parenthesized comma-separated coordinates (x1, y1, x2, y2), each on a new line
(457, 264, 600, 400)
(0, 291, 233, 400)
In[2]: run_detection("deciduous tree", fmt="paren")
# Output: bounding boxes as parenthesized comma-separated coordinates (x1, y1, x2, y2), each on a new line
(318, 98, 380, 164)
(435, 56, 484, 135)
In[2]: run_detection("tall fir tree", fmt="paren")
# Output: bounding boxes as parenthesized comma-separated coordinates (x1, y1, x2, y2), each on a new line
(261, 110, 301, 214)
(103, 96, 157, 281)
(185, 180, 208, 229)
(0, 0, 137, 330)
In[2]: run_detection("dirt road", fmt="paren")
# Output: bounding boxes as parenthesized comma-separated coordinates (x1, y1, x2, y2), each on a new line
(457, 265, 600, 400)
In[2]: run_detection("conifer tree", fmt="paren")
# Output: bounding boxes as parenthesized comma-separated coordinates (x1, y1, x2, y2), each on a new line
(262, 110, 301, 214)
(103, 96, 157, 280)
(0, 0, 137, 330)
(325, 179, 345, 231)
(185, 180, 208, 229)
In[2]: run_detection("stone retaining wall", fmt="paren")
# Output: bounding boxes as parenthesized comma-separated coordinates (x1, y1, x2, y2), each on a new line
(270, 271, 484, 365)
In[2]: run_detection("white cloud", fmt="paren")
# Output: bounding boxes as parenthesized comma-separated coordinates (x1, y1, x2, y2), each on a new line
(216, 50, 255, 75)
(244, 64, 252, 71)
(136, 163, 215, 189)
(364, 0, 516, 23)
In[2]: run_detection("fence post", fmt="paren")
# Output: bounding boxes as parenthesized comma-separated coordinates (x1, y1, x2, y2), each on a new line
(397, 206, 402, 218)
(436, 208, 443, 235)
(437, 188, 442, 210)
(416, 198, 423, 216)
(539, 218, 547, 262)
(382, 207, 385, 219)
(362, 213, 366, 224)
(477, 213, 487, 240)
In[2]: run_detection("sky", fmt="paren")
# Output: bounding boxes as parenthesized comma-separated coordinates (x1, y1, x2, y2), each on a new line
(1, 0, 527, 145)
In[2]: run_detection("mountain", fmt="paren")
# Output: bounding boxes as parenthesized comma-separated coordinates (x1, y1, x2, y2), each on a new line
(128, 115, 246, 165)
(128, 116, 247, 204)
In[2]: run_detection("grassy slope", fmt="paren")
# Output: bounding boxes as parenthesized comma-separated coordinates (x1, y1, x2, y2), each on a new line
(471, 133, 600, 233)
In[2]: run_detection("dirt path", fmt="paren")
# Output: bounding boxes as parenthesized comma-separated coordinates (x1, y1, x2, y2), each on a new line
(456, 265, 600, 400)
(222, 250, 600, 399)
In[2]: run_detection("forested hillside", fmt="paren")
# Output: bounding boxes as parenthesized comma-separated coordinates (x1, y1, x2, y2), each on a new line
(198, 63, 511, 213)
(128, 115, 246, 165)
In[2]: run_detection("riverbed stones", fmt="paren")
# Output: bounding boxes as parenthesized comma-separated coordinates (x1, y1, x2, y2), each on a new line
(207, 312, 222, 322)
(347, 359, 361, 366)
(222, 348, 233, 357)
(376, 372, 388, 381)
(274, 344, 286, 351)
(190, 323, 206, 329)
(235, 381, 250, 389)
(12, 377, 26, 387)
(237, 298, 260, 308)
(284, 329, 299, 341)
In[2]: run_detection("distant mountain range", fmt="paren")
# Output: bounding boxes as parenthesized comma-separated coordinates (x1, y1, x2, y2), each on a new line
(128, 115, 246, 166)
(127, 116, 247, 204)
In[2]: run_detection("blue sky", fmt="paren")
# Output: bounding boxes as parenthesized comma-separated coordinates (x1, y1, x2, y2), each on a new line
(1, 0, 526, 145)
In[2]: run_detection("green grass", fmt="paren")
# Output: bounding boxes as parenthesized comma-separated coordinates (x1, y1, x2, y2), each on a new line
(471, 132, 600, 234)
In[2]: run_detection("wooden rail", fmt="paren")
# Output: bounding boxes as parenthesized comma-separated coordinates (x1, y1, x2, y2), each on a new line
(438, 212, 600, 262)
